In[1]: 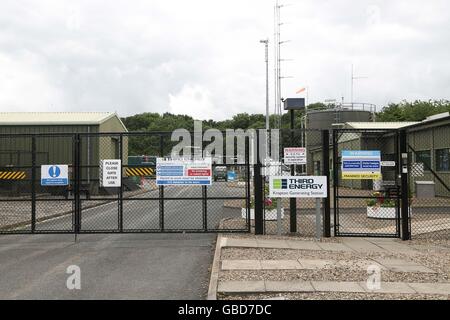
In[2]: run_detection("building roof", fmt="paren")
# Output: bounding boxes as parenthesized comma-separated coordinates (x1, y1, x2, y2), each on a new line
(0, 112, 123, 126)
(344, 121, 419, 129)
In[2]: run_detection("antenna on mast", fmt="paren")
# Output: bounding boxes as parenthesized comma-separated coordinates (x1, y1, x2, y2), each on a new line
(273, 0, 293, 129)
(351, 64, 368, 105)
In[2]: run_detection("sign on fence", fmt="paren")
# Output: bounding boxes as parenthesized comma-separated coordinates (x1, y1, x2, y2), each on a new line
(100, 159, 122, 187)
(269, 176, 327, 198)
(41, 165, 69, 186)
(227, 171, 236, 181)
(156, 158, 212, 185)
(342, 150, 381, 180)
(284, 147, 307, 165)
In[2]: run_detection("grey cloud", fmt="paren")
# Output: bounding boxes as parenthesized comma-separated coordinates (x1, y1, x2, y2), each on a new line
(0, 0, 449, 118)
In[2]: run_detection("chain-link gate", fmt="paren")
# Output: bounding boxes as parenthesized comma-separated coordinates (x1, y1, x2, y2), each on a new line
(332, 129, 404, 238)
(256, 129, 329, 236)
(0, 132, 251, 234)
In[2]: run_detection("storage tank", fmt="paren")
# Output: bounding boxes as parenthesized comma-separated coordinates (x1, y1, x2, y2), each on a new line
(306, 103, 375, 130)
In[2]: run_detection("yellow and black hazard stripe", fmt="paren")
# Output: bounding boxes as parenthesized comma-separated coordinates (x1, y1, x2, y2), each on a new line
(0, 171, 27, 180)
(126, 167, 155, 177)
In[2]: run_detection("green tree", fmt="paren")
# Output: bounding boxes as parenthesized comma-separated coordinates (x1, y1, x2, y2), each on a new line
(376, 100, 450, 122)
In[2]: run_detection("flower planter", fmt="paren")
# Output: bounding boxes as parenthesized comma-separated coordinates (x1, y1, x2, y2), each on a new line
(241, 208, 285, 221)
(367, 206, 412, 219)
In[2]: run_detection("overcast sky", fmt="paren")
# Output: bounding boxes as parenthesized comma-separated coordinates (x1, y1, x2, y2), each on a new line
(0, 0, 449, 120)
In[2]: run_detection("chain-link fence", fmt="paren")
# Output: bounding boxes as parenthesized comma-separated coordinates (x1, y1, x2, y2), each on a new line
(0, 132, 251, 234)
(260, 129, 326, 237)
(407, 125, 450, 240)
(2, 128, 448, 239)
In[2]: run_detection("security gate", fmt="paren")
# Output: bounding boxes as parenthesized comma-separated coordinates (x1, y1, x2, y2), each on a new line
(332, 129, 406, 238)
(0, 132, 251, 234)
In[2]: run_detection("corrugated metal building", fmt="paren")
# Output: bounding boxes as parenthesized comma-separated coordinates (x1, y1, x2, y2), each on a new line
(0, 112, 128, 194)
(309, 114, 450, 197)
(0, 112, 127, 166)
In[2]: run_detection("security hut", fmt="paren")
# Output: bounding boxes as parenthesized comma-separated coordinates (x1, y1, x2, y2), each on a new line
(0, 112, 128, 195)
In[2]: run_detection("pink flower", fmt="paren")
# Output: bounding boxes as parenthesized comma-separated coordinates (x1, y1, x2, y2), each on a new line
(265, 198, 273, 206)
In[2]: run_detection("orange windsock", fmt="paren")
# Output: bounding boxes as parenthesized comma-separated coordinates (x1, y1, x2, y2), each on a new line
(296, 87, 306, 94)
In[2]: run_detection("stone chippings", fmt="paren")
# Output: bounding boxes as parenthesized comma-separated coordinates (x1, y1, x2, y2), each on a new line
(217, 237, 450, 300)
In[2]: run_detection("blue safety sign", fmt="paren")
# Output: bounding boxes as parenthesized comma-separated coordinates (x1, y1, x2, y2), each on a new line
(227, 171, 236, 181)
(341, 150, 381, 180)
(41, 165, 69, 186)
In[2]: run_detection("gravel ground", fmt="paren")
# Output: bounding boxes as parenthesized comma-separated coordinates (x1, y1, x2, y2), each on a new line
(221, 233, 341, 243)
(217, 237, 450, 300)
(219, 269, 443, 283)
(411, 229, 450, 242)
(218, 292, 448, 300)
(221, 246, 450, 282)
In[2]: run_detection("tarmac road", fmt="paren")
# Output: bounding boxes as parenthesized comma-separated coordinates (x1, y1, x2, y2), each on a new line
(35, 182, 245, 232)
(0, 183, 245, 299)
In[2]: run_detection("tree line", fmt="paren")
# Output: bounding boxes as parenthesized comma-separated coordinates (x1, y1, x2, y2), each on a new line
(122, 100, 450, 132)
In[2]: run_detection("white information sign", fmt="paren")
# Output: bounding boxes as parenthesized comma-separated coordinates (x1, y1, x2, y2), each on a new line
(100, 159, 121, 187)
(284, 147, 307, 165)
(381, 161, 396, 167)
(269, 176, 327, 198)
(156, 158, 212, 186)
(41, 165, 69, 186)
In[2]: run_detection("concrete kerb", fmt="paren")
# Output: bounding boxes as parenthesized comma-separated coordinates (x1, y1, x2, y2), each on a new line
(217, 280, 450, 295)
(207, 234, 223, 300)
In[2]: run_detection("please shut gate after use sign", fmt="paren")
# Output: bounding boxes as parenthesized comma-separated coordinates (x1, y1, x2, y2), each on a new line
(100, 159, 121, 187)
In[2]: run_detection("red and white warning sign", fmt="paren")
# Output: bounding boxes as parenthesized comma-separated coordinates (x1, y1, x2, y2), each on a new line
(187, 169, 211, 176)
(284, 147, 307, 165)
(156, 158, 212, 185)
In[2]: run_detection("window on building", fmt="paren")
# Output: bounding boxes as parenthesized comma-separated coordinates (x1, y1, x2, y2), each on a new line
(435, 148, 450, 171)
(415, 150, 431, 170)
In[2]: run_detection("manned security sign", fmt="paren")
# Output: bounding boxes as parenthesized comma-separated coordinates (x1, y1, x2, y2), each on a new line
(41, 165, 69, 186)
(284, 147, 307, 165)
(100, 159, 121, 187)
(269, 176, 327, 198)
(341, 150, 381, 180)
(156, 158, 212, 186)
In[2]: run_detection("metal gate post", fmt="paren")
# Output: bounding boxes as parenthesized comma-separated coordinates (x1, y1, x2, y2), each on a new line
(332, 129, 339, 236)
(31, 135, 36, 233)
(322, 130, 331, 237)
(119, 134, 123, 233)
(74, 134, 81, 234)
(399, 130, 411, 240)
(254, 130, 264, 235)
(159, 134, 165, 232)
(246, 136, 251, 232)
(203, 186, 207, 231)
(289, 110, 297, 233)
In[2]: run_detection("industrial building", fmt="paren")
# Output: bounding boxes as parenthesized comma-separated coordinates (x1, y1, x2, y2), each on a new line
(0, 112, 128, 194)
(0, 112, 128, 165)
(305, 103, 450, 197)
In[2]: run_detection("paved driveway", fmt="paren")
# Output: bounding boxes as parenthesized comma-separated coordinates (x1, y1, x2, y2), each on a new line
(0, 183, 247, 299)
(0, 233, 215, 299)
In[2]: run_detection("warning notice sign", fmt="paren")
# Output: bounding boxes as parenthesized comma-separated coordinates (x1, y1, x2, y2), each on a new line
(284, 147, 307, 165)
(156, 158, 212, 185)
